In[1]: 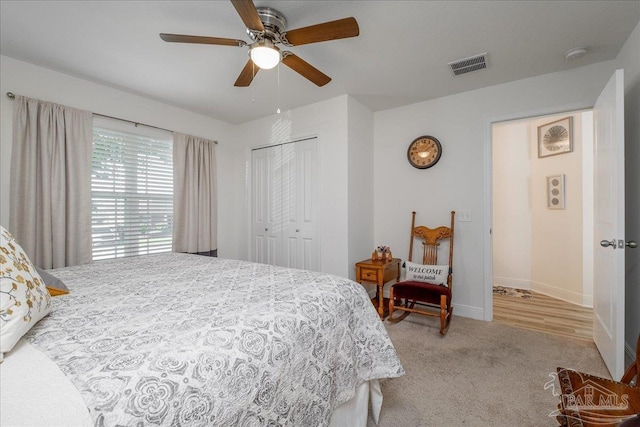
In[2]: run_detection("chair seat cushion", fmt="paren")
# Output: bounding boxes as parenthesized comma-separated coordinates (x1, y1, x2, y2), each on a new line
(392, 280, 451, 307)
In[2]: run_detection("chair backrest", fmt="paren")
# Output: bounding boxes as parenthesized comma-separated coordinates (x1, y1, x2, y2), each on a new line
(407, 211, 455, 286)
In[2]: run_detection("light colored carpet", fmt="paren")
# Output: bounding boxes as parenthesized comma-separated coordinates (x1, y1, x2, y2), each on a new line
(373, 314, 610, 427)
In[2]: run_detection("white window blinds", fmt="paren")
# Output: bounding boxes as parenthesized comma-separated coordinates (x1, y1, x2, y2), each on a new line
(91, 127, 173, 260)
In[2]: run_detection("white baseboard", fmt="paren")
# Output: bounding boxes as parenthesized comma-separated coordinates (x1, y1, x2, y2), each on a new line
(531, 281, 592, 308)
(452, 303, 484, 320)
(626, 340, 636, 367)
(366, 284, 378, 299)
(492, 276, 531, 290)
(364, 281, 485, 321)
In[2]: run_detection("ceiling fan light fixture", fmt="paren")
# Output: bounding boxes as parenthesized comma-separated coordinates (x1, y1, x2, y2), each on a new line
(161, 1, 360, 87)
(250, 40, 281, 69)
(565, 47, 588, 60)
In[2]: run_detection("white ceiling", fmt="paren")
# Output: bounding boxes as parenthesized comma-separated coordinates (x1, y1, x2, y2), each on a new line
(1, 1, 639, 125)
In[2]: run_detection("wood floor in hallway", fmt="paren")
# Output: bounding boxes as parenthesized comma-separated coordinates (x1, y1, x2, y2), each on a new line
(493, 288, 593, 342)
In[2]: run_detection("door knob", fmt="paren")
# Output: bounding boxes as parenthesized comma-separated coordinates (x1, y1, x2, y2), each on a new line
(627, 240, 638, 249)
(600, 239, 616, 249)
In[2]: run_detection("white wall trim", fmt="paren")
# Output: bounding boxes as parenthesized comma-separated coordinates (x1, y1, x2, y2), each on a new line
(581, 111, 595, 307)
(483, 118, 494, 321)
(452, 303, 484, 321)
(492, 276, 532, 290)
(364, 282, 484, 321)
(366, 284, 378, 299)
(245, 144, 253, 262)
(625, 340, 635, 367)
(531, 280, 592, 308)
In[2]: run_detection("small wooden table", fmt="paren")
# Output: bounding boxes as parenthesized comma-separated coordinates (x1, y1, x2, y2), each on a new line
(355, 257, 401, 319)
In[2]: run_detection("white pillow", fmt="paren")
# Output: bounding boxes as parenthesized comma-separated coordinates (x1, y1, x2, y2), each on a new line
(405, 261, 449, 287)
(0, 225, 52, 358)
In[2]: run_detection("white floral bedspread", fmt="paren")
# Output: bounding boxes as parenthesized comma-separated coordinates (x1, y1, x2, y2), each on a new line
(24, 253, 404, 426)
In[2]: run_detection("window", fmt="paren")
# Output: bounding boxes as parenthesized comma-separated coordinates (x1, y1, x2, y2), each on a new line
(91, 126, 173, 260)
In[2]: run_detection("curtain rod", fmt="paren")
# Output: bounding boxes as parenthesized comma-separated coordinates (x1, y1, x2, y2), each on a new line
(6, 92, 217, 144)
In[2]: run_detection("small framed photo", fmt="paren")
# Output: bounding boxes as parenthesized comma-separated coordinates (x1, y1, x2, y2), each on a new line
(547, 174, 565, 209)
(538, 117, 573, 158)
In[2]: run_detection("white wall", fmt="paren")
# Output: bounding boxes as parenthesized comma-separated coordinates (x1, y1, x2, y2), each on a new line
(0, 56, 240, 257)
(347, 97, 375, 281)
(615, 21, 640, 362)
(492, 120, 532, 290)
(530, 112, 585, 305)
(373, 59, 618, 320)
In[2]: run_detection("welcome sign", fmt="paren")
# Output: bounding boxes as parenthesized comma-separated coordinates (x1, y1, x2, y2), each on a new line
(405, 261, 449, 286)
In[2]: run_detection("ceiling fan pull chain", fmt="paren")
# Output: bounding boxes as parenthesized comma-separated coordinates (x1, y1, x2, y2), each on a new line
(277, 62, 281, 114)
(252, 61, 256, 103)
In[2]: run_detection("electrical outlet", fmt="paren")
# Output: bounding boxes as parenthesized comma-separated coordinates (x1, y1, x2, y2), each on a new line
(458, 211, 472, 222)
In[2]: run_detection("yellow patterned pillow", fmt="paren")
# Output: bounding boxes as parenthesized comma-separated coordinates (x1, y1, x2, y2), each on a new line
(0, 225, 52, 358)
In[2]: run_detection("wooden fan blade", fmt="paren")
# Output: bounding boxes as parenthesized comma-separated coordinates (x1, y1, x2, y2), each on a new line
(283, 17, 359, 46)
(230, 0, 264, 31)
(234, 59, 259, 87)
(160, 33, 245, 47)
(282, 53, 331, 87)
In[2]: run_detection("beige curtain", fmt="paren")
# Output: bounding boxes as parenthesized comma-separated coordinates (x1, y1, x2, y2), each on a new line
(172, 132, 218, 254)
(9, 96, 93, 269)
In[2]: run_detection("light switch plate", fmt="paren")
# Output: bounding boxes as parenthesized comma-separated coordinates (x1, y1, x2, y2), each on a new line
(458, 211, 472, 222)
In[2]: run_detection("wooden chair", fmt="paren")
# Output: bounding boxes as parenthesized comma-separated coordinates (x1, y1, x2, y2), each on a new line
(555, 335, 640, 427)
(388, 211, 455, 335)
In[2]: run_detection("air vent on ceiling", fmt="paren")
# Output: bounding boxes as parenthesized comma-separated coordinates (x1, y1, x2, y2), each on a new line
(448, 53, 488, 76)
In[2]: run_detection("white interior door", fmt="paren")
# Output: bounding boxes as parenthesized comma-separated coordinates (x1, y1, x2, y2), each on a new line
(251, 139, 318, 270)
(251, 145, 282, 266)
(593, 69, 625, 379)
(281, 139, 318, 271)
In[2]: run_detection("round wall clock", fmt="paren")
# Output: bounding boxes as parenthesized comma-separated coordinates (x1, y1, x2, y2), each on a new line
(407, 136, 442, 169)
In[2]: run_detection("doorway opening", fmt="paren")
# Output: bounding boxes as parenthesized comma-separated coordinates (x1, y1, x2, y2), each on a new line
(491, 109, 594, 341)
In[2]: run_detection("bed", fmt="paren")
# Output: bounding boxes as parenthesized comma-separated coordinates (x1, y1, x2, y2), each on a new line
(0, 249, 404, 426)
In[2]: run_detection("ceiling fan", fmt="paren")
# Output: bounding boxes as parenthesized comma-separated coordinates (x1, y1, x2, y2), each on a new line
(159, 0, 359, 87)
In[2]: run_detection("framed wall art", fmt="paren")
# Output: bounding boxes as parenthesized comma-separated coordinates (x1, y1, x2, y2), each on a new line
(547, 174, 565, 209)
(538, 116, 573, 158)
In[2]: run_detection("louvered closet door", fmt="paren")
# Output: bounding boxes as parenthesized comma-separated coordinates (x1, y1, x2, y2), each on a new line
(251, 139, 318, 271)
